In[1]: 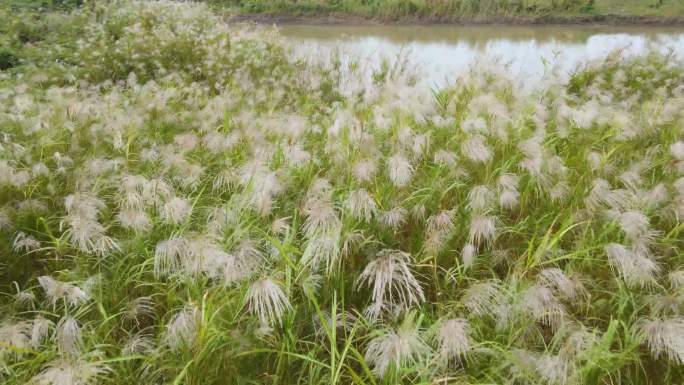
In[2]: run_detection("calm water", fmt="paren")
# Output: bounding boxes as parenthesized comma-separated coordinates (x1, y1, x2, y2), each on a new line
(279, 24, 684, 86)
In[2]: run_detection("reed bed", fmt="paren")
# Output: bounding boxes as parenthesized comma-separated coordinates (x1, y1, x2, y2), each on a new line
(0, 1, 683, 384)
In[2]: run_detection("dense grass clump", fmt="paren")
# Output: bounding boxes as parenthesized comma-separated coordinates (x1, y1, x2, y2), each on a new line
(1, 1, 684, 385)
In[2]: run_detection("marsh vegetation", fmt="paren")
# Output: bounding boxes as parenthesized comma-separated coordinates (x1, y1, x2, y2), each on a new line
(1, 1, 684, 384)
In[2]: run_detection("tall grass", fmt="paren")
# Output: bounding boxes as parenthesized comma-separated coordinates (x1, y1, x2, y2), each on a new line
(1, 1, 684, 384)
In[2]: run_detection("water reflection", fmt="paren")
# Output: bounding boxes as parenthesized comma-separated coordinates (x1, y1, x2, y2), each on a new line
(279, 24, 684, 86)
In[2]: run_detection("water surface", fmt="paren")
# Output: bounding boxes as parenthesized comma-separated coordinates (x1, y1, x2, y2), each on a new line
(279, 24, 684, 86)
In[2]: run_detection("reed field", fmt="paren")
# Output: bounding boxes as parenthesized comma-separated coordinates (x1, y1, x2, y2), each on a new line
(1, 1, 684, 384)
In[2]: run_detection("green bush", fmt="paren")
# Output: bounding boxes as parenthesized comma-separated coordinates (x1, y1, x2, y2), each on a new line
(0, 47, 18, 70)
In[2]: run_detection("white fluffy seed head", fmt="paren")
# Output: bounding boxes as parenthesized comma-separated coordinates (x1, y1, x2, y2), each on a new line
(467, 185, 495, 213)
(164, 305, 200, 351)
(55, 317, 83, 356)
(345, 189, 377, 222)
(461, 135, 492, 163)
(499, 189, 520, 210)
(637, 318, 684, 364)
(539, 268, 584, 301)
(462, 280, 501, 318)
(605, 243, 659, 287)
(364, 314, 428, 376)
(246, 278, 291, 326)
(519, 285, 565, 329)
(162, 197, 192, 225)
(387, 154, 413, 188)
(437, 318, 471, 363)
(426, 210, 454, 234)
(462, 243, 477, 268)
(468, 215, 497, 246)
(379, 207, 407, 230)
(356, 249, 424, 320)
(670, 141, 684, 161)
(352, 159, 378, 183)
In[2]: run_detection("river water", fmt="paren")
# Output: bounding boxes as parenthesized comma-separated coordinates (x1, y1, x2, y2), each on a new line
(279, 24, 684, 86)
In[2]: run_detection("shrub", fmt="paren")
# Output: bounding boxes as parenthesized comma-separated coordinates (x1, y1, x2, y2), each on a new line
(0, 47, 18, 70)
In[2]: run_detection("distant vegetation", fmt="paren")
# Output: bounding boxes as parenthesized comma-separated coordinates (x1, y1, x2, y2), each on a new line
(214, 0, 684, 21)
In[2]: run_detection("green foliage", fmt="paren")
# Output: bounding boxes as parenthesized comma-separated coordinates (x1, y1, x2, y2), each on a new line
(0, 47, 18, 70)
(212, 0, 684, 19)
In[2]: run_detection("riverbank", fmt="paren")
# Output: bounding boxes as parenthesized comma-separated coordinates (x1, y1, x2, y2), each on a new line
(228, 12, 684, 26)
(215, 0, 684, 26)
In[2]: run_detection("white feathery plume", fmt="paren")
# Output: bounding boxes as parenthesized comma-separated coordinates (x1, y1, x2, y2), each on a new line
(164, 305, 200, 351)
(671, 141, 684, 161)
(64, 193, 105, 220)
(31, 358, 109, 385)
(411, 204, 427, 221)
(222, 240, 263, 284)
(117, 208, 151, 232)
(499, 189, 520, 210)
(15, 290, 35, 306)
(61, 214, 118, 256)
(356, 249, 424, 319)
(426, 210, 455, 234)
(539, 268, 584, 301)
(61, 192, 117, 255)
(0, 319, 32, 355)
(345, 188, 378, 222)
(668, 270, 684, 289)
(364, 314, 428, 377)
(31, 316, 52, 349)
(12, 231, 40, 252)
(301, 227, 342, 273)
(154, 237, 188, 278)
(38, 276, 89, 307)
(637, 318, 684, 364)
(434, 150, 458, 168)
(534, 353, 573, 385)
(436, 318, 471, 363)
(352, 159, 378, 183)
(302, 195, 340, 237)
(519, 285, 565, 329)
(55, 317, 83, 356)
(283, 144, 312, 168)
(462, 280, 501, 317)
(379, 207, 408, 230)
(468, 215, 497, 246)
(123, 296, 155, 326)
(387, 154, 414, 188)
(549, 181, 570, 202)
(271, 217, 290, 235)
(498, 173, 519, 191)
(605, 243, 659, 287)
(411, 133, 429, 159)
(243, 168, 283, 216)
(461, 135, 492, 163)
(586, 151, 603, 171)
(462, 243, 477, 268)
(161, 197, 192, 225)
(123, 331, 156, 355)
(617, 210, 658, 245)
(246, 278, 291, 326)
(467, 185, 495, 213)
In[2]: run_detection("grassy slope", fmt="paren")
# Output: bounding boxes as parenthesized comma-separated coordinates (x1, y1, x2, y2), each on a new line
(212, 0, 684, 22)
